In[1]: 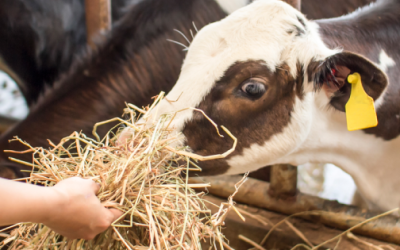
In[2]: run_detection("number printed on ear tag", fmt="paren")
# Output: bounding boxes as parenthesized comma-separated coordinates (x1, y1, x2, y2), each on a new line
(345, 72, 378, 131)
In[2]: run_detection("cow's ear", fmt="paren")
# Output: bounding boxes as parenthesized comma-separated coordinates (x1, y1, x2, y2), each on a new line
(308, 52, 388, 112)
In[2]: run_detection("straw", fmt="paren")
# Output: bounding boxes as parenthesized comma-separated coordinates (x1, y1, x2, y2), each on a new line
(0, 92, 240, 250)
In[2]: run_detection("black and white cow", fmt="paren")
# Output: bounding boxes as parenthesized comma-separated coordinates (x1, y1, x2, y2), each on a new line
(0, 0, 135, 105)
(131, 0, 400, 211)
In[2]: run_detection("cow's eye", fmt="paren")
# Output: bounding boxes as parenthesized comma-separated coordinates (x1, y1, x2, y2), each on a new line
(241, 79, 266, 98)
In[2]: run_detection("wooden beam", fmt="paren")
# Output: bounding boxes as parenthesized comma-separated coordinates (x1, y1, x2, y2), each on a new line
(190, 176, 400, 245)
(203, 195, 400, 249)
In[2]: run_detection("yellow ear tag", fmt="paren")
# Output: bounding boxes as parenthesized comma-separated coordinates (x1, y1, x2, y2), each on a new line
(345, 72, 378, 131)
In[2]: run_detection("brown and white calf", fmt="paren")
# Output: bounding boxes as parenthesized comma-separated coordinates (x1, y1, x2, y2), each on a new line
(131, 0, 400, 211)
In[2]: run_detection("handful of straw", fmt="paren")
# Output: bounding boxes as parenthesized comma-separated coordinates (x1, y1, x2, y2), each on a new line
(0, 93, 243, 250)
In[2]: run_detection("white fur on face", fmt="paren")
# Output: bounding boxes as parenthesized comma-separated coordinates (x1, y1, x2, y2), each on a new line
(373, 49, 395, 109)
(378, 49, 396, 73)
(151, 0, 337, 135)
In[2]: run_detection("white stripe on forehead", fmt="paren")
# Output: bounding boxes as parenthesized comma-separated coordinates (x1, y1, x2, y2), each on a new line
(152, 0, 336, 131)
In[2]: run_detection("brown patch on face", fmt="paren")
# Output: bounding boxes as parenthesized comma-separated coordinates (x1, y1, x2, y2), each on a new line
(183, 60, 304, 176)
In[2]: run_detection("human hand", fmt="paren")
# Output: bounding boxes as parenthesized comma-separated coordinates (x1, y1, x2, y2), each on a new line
(42, 177, 123, 240)
(116, 127, 135, 147)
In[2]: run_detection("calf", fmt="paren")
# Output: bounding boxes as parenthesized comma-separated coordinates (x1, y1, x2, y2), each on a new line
(139, 0, 400, 212)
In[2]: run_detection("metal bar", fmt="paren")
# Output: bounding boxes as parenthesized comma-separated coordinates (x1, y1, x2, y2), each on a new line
(190, 176, 400, 245)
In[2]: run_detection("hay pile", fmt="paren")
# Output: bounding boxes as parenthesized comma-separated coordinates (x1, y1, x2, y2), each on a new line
(0, 93, 242, 250)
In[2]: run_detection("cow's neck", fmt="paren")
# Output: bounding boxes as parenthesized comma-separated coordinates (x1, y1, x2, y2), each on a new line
(316, 0, 400, 140)
(285, 96, 400, 211)
(295, 1, 400, 211)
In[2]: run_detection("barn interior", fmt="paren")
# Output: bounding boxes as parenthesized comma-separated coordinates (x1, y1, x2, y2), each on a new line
(1, 0, 399, 249)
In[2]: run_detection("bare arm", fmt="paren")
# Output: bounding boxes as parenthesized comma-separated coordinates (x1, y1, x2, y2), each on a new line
(0, 177, 123, 240)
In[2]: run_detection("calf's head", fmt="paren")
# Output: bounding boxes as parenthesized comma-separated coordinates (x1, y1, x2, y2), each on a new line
(146, 0, 388, 175)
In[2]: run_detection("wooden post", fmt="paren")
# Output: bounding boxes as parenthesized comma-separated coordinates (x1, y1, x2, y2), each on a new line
(85, 0, 111, 48)
(269, 164, 298, 198)
(282, 0, 301, 10)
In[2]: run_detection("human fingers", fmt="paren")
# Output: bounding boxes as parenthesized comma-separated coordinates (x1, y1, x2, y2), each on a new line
(83, 209, 123, 238)
(108, 208, 124, 222)
(116, 127, 134, 147)
(89, 179, 101, 195)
